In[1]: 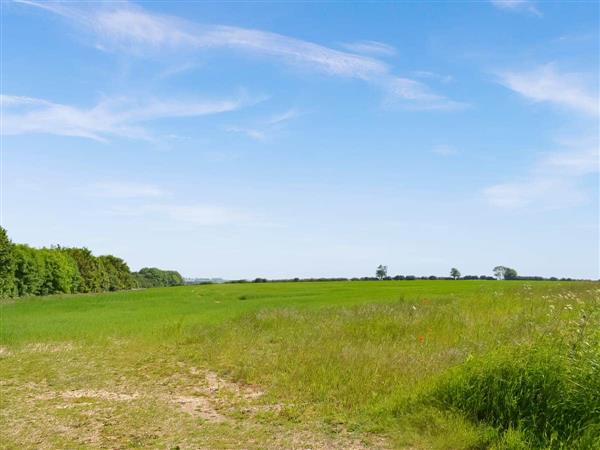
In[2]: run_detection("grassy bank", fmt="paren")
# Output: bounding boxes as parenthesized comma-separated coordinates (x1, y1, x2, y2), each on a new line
(1, 281, 598, 448)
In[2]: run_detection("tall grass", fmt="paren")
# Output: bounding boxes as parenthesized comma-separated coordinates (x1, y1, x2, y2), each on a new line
(430, 295, 600, 448)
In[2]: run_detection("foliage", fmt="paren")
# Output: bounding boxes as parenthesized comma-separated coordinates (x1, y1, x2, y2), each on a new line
(375, 264, 388, 280)
(493, 266, 518, 280)
(98, 255, 135, 291)
(38, 248, 81, 295)
(62, 247, 104, 293)
(0, 226, 16, 298)
(132, 267, 184, 288)
(13, 244, 45, 296)
(450, 267, 461, 280)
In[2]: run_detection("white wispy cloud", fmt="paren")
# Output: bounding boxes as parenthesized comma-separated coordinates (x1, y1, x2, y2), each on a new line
(542, 147, 598, 176)
(490, 0, 541, 16)
(91, 182, 167, 198)
(17, 0, 461, 110)
(266, 108, 300, 125)
(225, 108, 301, 141)
(484, 178, 584, 209)
(224, 126, 266, 141)
(498, 64, 599, 116)
(432, 144, 458, 157)
(340, 40, 396, 57)
(484, 137, 598, 209)
(1, 94, 251, 141)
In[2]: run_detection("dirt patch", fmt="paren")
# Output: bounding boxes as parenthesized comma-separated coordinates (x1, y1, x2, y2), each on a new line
(24, 342, 76, 353)
(61, 389, 139, 401)
(34, 388, 138, 402)
(173, 395, 225, 422)
(0, 346, 12, 357)
(204, 370, 264, 400)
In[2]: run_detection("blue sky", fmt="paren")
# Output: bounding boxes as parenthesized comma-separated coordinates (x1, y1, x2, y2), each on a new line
(1, 0, 598, 279)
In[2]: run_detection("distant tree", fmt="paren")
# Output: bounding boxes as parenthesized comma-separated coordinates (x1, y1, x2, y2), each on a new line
(0, 226, 15, 298)
(133, 267, 183, 288)
(493, 266, 518, 280)
(450, 268, 461, 280)
(504, 267, 518, 280)
(493, 266, 506, 280)
(376, 265, 388, 280)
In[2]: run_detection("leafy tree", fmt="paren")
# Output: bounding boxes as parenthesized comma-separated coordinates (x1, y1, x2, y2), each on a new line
(98, 255, 135, 291)
(493, 266, 506, 280)
(504, 267, 518, 280)
(39, 248, 80, 294)
(494, 266, 518, 280)
(133, 267, 184, 288)
(13, 244, 45, 296)
(0, 226, 15, 298)
(376, 265, 388, 280)
(62, 247, 104, 293)
(450, 268, 461, 280)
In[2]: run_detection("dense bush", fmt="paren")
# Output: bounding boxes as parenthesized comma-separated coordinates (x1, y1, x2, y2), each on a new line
(0, 226, 183, 298)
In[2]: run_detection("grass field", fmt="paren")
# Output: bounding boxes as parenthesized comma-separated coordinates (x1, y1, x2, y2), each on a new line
(1, 280, 599, 449)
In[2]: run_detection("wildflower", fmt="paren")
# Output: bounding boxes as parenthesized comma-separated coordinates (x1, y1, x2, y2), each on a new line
(418, 335, 425, 344)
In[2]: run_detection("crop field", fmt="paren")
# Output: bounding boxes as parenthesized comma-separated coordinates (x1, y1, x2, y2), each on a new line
(1, 280, 599, 449)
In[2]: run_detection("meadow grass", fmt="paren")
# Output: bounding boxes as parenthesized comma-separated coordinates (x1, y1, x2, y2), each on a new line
(1, 281, 598, 449)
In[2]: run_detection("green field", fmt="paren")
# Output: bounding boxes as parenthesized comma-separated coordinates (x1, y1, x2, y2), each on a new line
(1, 281, 599, 449)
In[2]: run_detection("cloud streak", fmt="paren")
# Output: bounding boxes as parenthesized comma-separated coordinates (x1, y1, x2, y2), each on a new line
(225, 108, 301, 142)
(1, 94, 250, 141)
(17, 0, 462, 110)
(484, 137, 598, 209)
(498, 64, 599, 116)
(340, 40, 396, 57)
(490, 0, 541, 16)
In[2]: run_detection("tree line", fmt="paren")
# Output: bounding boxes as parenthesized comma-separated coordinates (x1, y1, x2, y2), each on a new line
(0, 227, 183, 298)
(227, 265, 581, 284)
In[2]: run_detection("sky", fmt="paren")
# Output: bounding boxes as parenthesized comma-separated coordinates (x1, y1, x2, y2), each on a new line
(1, 0, 598, 279)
